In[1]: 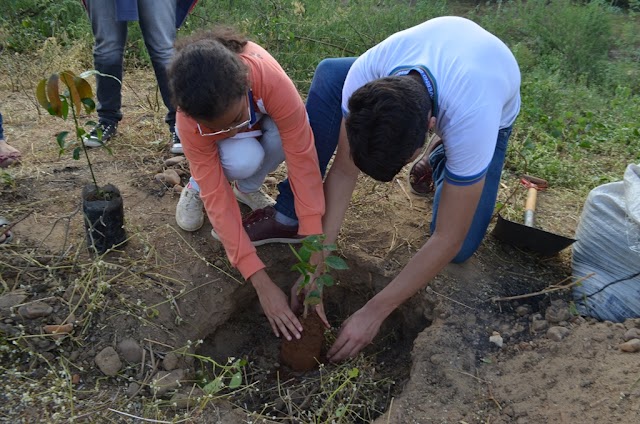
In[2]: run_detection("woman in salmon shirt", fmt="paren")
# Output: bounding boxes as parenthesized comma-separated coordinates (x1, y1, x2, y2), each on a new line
(168, 27, 325, 341)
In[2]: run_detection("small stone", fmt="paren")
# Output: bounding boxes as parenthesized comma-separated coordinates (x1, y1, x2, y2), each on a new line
(545, 300, 572, 324)
(173, 184, 183, 193)
(0, 292, 28, 312)
(71, 374, 81, 385)
(515, 305, 531, 317)
(489, 332, 504, 348)
(531, 319, 549, 332)
(170, 392, 198, 409)
(264, 176, 278, 185)
(547, 326, 571, 342)
(163, 352, 179, 371)
(164, 156, 186, 167)
(155, 170, 181, 186)
(43, 323, 74, 339)
(18, 302, 53, 319)
(126, 382, 141, 397)
(152, 369, 186, 397)
(117, 338, 143, 363)
(95, 347, 122, 376)
(619, 339, 640, 353)
(623, 328, 640, 342)
(69, 350, 81, 361)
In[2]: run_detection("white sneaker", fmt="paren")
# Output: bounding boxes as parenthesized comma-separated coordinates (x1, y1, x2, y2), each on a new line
(176, 185, 204, 231)
(233, 183, 276, 211)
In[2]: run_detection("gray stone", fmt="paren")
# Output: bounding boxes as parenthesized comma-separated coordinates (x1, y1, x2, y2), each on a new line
(516, 305, 531, 317)
(0, 292, 28, 312)
(547, 326, 571, 342)
(531, 319, 549, 332)
(17, 302, 53, 319)
(164, 156, 186, 167)
(126, 382, 141, 397)
(163, 352, 179, 371)
(152, 369, 186, 397)
(623, 328, 640, 342)
(117, 338, 143, 363)
(619, 339, 640, 353)
(95, 347, 122, 376)
(545, 300, 572, 324)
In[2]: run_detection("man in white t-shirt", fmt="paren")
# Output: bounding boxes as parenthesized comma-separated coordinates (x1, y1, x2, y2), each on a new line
(243, 17, 521, 361)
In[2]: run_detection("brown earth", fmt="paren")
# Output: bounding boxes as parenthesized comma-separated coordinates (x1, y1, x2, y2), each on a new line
(1, 68, 639, 423)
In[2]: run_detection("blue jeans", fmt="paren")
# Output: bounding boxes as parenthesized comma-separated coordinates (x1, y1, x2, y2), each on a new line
(85, 0, 176, 127)
(275, 58, 357, 218)
(276, 57, 513, 263)
(430, 126, 512, 263)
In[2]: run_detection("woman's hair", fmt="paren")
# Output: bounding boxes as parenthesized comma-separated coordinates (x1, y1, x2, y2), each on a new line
(168, 27, 250, 121)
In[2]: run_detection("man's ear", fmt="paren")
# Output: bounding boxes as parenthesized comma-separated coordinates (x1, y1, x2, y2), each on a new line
(428, 115, 436, 131)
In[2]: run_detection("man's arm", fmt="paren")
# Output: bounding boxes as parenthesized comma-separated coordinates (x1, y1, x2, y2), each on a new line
(327, 177, 485, 361)
(322, 120, 360, 244)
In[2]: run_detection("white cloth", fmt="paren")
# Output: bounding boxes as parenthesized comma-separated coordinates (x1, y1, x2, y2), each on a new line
(342, 16, 521, 184)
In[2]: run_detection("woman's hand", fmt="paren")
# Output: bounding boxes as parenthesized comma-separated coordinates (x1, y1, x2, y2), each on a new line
(250, 269, 302, 340)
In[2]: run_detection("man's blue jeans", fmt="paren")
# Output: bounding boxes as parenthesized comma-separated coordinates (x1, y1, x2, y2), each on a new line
(85, 0, 176, 127)
(276, 57, 513, 263)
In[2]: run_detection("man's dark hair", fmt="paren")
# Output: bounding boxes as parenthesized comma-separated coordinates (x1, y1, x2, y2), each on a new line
(346, 76, 432, 182)
(168, 27, 249, 121)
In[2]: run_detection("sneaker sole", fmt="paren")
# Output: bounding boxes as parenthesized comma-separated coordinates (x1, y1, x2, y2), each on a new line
(177, 221, 204, 232)
(210, 229, 301, 246)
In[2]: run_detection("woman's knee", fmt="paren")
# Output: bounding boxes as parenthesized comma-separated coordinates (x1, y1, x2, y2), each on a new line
(219, 137, 265, 180)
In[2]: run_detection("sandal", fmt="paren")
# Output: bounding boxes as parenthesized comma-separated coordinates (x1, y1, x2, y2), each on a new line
(0, 216, 14, 245)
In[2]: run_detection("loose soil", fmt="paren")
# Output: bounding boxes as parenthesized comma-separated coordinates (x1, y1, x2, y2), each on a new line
(1, 69, 639, 423)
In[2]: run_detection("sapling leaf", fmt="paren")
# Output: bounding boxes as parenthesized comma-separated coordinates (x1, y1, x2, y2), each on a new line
(56, 131, 69, 149)
(304, 294, 321, 306)
(322, 243, 337, 251)
(316, 273, 334, 287)
(325, 255, 348, 270)
(60, 70, 81, 115)
(46, 74, 63, 116)
(229, 372, 242, 389)
(348, 367, 359, 378)
(73, 147, 81, 160)
(35, 79, 51, 110)
(291, 263, 306, 274)
(60, 97, 69, 120)
(298, 245, 312, 262)
(86, 120, 97, 127)
(81, 98, 96, 114)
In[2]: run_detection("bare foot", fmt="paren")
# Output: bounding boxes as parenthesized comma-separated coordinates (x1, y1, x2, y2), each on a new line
(0, 140, 21, 168)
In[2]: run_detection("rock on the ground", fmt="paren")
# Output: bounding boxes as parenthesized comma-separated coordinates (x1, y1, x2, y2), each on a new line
(531, 319, 549, 332)
(117, 338, 143, 363)
(547, 326, 571, 342)
(545, 300, 572, 324)
(164, 156, 186, 167)
(152, 369, 186, 397)
(163, 352, 179, 371)
(489, 332, 504, 348)
(623, 328, 640, 341)
(18, 302, 53, 319)
(43, 323, 73, 339)
(0, 292, 28, 312)
(515, 305, 531, 317)
(619, 339, 640, 353)
(126, 382, 141, 397)
(95, 347, 123, 376)
(155, 170, 181, 186)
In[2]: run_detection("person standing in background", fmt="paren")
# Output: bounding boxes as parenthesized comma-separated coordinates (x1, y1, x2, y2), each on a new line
(80, 0, 198, 154)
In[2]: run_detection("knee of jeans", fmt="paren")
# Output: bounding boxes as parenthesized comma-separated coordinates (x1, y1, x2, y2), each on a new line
(312, 59, 343, 89)
(220, 137, 265, 180)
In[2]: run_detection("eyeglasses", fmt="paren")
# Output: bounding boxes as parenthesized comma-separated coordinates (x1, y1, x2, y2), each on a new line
(197, 100, 252, 137)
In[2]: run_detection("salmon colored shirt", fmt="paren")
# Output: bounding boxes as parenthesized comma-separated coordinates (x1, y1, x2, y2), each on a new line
(176, 42, 324, 280)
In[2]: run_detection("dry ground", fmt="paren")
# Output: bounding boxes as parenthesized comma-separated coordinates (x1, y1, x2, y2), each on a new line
(1, 65, 639, 423)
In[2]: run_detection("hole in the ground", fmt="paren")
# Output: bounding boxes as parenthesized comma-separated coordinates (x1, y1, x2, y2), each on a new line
(197, 266, 431, 422)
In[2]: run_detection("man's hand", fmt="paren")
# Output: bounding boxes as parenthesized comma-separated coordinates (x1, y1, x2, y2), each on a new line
(290, 274, 330, 328)
(326, 304, 383, 362)
(290, 250, 330, 328)
(251, 270, 302, 341)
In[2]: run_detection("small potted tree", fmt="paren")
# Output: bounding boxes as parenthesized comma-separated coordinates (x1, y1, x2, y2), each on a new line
(281, 235, 348, 371)
(36, 70, 126, 254)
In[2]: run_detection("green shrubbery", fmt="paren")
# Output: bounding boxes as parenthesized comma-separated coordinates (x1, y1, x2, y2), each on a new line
(1, 0, 638, 191)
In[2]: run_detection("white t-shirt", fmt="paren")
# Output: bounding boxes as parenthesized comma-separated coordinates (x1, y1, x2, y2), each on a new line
(342, 16, 521, 185)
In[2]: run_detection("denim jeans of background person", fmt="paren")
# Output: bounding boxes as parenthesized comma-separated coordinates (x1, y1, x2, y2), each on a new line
(0, 111, 22, 169)
(241, 17, 521, 361)
(80, 0, 198, 153)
